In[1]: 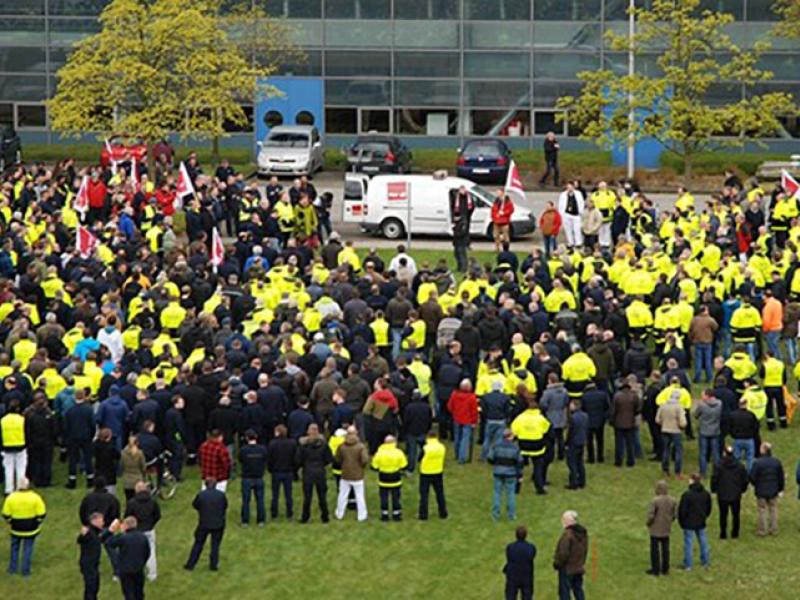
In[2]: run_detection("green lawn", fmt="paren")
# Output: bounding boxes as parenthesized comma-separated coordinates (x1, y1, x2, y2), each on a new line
(7, 422, 800, 600)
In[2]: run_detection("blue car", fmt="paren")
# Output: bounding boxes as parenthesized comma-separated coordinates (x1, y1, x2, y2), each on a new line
(456, 139, 511, 184)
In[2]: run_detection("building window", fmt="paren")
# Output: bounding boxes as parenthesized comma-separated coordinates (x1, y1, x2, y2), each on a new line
(394, 52, 460, 78)
(16, 103, 46, 128)
(262, 0, 322, 18)
(325, 0, 390, 19)
(0, 103, 12, 125)
(264, 110, 284, 128)
(295, 110, 315, 126)
(395, 108, 458, 135)
(360, 108, 391, 133)
(533, 110, 566, 135)
(465, 0, 530, 20)
(325, 51, 391, 77)
(325, 108, 357, 134)
(394, 0, 458, 19)
(467, 110, 531, 136)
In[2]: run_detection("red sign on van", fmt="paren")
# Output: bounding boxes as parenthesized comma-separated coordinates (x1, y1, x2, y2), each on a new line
(387, 182, 408, 202)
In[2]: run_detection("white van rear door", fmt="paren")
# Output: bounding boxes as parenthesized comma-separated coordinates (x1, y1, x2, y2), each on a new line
(413, 182, 449, 234)
(342, 173, 369, 223)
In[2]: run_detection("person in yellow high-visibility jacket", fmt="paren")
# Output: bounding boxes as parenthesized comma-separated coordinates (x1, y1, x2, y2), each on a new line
(2, 477, 46, 575)
(760, 350, 787, 430)
(561, 346, 596, 399)
(510, 395, 551, 494)
(741, 380, 768, 422)
(371, 435, 408, 521)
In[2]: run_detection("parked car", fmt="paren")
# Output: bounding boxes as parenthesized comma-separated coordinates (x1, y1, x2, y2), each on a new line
(456, 138, 511, 184)
(101, 134, 148, 167)
(257, 125, 323, 177)
(0, 124, 21, 172)
(346, 135, 412, 175)
(343, 172, 536, 240)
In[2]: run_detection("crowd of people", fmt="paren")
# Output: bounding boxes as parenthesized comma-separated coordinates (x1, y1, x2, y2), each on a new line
(0, 149, 800, 600)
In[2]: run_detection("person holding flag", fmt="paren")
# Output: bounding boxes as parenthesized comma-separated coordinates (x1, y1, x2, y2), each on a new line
(175, 161, 196, 211)
(491, 160, 523, 252)
(211, 227, 225, 273)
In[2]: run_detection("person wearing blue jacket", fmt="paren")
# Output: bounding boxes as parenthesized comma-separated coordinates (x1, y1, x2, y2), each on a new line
(95, 388, 130, 451)
(580, 382, 609, 464)
(488, 429, 524, 521)
(565, 401, 589, 490)
(64, 390, 96, 489)
(503, 525, 537, 600)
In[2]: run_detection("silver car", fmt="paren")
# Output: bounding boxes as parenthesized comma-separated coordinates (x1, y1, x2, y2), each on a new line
(257, 125, 323, 177)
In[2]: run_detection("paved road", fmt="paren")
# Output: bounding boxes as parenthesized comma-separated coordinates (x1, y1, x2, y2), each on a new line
(263, 173, 710, 251)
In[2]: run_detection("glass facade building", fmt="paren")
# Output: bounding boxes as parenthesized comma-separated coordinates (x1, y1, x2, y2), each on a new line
(2, 0, 800, 147)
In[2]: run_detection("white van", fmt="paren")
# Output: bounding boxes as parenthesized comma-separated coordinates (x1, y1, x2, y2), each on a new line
(343, 172, 536, 240)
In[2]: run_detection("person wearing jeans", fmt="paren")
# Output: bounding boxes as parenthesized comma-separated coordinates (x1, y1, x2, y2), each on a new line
(488, 429, 523, 521)
(656, 391, 687, 476)
(447, 379, 478, 464)
(693, 343, 713, 383)
(727, 398, 759, 472)
(238, 431, 268, 526)
(692, 390, 722, 477)
(689, 306, 719, 383)
(553, 510, 588, 600)
(2, 478, 46, 577)
(678, 474, 712, 570)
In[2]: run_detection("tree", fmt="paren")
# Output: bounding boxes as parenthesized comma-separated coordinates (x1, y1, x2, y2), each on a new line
(48, 0, 300, 171)
(556, 0, 797, 181)
(775, 0, 800, 38)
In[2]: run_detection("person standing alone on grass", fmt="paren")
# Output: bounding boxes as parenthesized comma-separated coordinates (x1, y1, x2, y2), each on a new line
(539, 131, 560, 187)
(2, 477, 45, 577)
(488, 429, 524, 521)
(503, 525, 536, 600)
(553, 510, 588, 600)
(749, 442, 784, 536)
(710, 446, 748, 539)
(184, 478, 228, 572)
(334, 425, 370, 522)
(678, 474, 712, 571)
(645, 480, 676, 576)
(417, 430, 448, 520)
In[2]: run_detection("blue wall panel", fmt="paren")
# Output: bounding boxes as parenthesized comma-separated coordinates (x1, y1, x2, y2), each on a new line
(254, 77, 324, 153)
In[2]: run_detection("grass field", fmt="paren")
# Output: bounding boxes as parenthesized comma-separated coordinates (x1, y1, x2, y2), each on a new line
(6, 421, 800, 600)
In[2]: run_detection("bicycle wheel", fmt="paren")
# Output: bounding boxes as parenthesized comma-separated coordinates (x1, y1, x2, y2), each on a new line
(158, 473, 178, 500)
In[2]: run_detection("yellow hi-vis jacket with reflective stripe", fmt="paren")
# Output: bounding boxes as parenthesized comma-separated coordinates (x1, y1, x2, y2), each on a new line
(371, 442, 408, 488)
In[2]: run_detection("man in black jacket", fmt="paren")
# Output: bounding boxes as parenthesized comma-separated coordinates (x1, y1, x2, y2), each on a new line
(64, 390, 96, 489)
(710, 446, 748, 539)
(23, 392, 56, 487)
(163, 396, 187, 481)
(184, 479, 228, 572)
(402, 391, 432, 474)
(750, 442, 785, 536)
(503, 525, 536, 600)
(678, 474, 712, 570)
(77, 512, 111, 600)
(480, 382, 511, 461)
(79, 477, 122, 577)
(725, 398, 760, 471)
(579, 382, 609, 464)
(539, 131, 560, 187)
(295, 423, 333, 523)
(107, 516, 150, 600)
(239, 430, 268, 526)
(267, 425, 297, 519)
(124, 481, 161, 582)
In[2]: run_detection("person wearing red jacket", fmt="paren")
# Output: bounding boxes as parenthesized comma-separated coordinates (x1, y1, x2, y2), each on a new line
(87, 173, 108, 223)
(198, 430, 232, 493)
(538, 200, 562, 257)
(155, 183, 177, 216)
(491, 192, 516, 251)
(447, 379, 479, 464)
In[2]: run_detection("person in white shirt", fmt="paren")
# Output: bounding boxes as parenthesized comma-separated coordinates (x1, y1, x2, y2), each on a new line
(388, 244, 417, 277)
(557, 182, 585, 249)
(97, 315, 124, 363)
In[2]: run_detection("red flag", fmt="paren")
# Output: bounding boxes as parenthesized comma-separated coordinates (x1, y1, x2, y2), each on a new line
(73, 175, 89, 214)
(176, 161, 195, 199)
(782, 169, 799, 198)
(131, 157, 140, 193)
(76, 225, 98, 258)
(504, 159, 525, 202)
(211, 227, 224, 271)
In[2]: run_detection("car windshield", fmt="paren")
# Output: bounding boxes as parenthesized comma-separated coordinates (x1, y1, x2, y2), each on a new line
(463, 142, 502, 158)
(470, 185, 495, 206)
(265, 133, 309, 148)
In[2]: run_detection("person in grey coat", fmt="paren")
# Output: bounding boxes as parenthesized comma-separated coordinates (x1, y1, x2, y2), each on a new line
(539, 373, 570, 461)
(692, 389, 722, 477)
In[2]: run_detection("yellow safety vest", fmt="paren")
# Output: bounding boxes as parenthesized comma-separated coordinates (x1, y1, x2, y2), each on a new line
(401, 320, 426, 350)
(762, 358, 785, 388)
(0, 413, 25, 449)
(510, 409, 551, 457)
(419, 438, 446, 475)
(370, 318, 390, 347)
(1, 490, 46, 537)
(371, 443, 408, 488)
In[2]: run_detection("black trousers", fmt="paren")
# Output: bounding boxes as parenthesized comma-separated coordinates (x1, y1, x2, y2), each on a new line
(586, 426, 605, 463)
(67, 439, 94, 479)
(719, 498, 741, 538)
(765, 386, 787, 429)
(524, 455, 546, 493)
(540, 159, 559, 186)
(646, 419, 663, 458)
(379, 486, 402, 520)
(186, 527, 224, 570)
(418, 474, 447, 519)
(120, 572, 144, 600)
(649, 536, 670, 574)
(27, 444, 53, 486)
(301, 477, 328, 521)
(505, 580, 533, 600)
(553, 428, 565, 460)
(567, 444, 585, 488)
(81, 565, 99, 600)
(614, 428, 636, 467)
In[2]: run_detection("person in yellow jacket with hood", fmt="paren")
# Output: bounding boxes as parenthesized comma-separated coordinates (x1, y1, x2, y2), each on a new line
(2, 477, 46, 576)
(371, 435, 408, 521)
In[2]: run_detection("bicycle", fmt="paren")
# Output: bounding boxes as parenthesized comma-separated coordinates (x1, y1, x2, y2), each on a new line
(146, 450, 179, 500)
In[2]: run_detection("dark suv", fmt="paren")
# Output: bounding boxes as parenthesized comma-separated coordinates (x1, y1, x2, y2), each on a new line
(346, 135, 412, 175)
(0, 124, 21, 171)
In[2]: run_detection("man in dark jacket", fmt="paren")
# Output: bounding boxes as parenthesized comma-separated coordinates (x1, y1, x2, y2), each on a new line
(678, 474, 712, 570)
(552, 510, 588, 599)
(77, 511, 111, 600)
(580, 383, 608, 464)
(503, 525, 536, 600)
(124, 481, 161, 582)
(710, 446, 748, 539)
(23, 392, 56, 487)
(750, 442, 785, 536)
(402, 391, 432, 474)
(238, 430, 268, 526)
(610, 380, 641, 467)
(725, 398, 760, 471)
(565, 401, 589, 490)
(107, 516, 151, 600)
(163, 396, 187, 481)
(480, 382, 511, 461)
(267, 425, 297, 519)
(64, 391, 96, 489)
(184, 479, 228, 571)
(295, 423, 333, 523)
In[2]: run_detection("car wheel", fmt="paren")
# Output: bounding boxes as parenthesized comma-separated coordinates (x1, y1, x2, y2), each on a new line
(381, 218, 405, 240)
